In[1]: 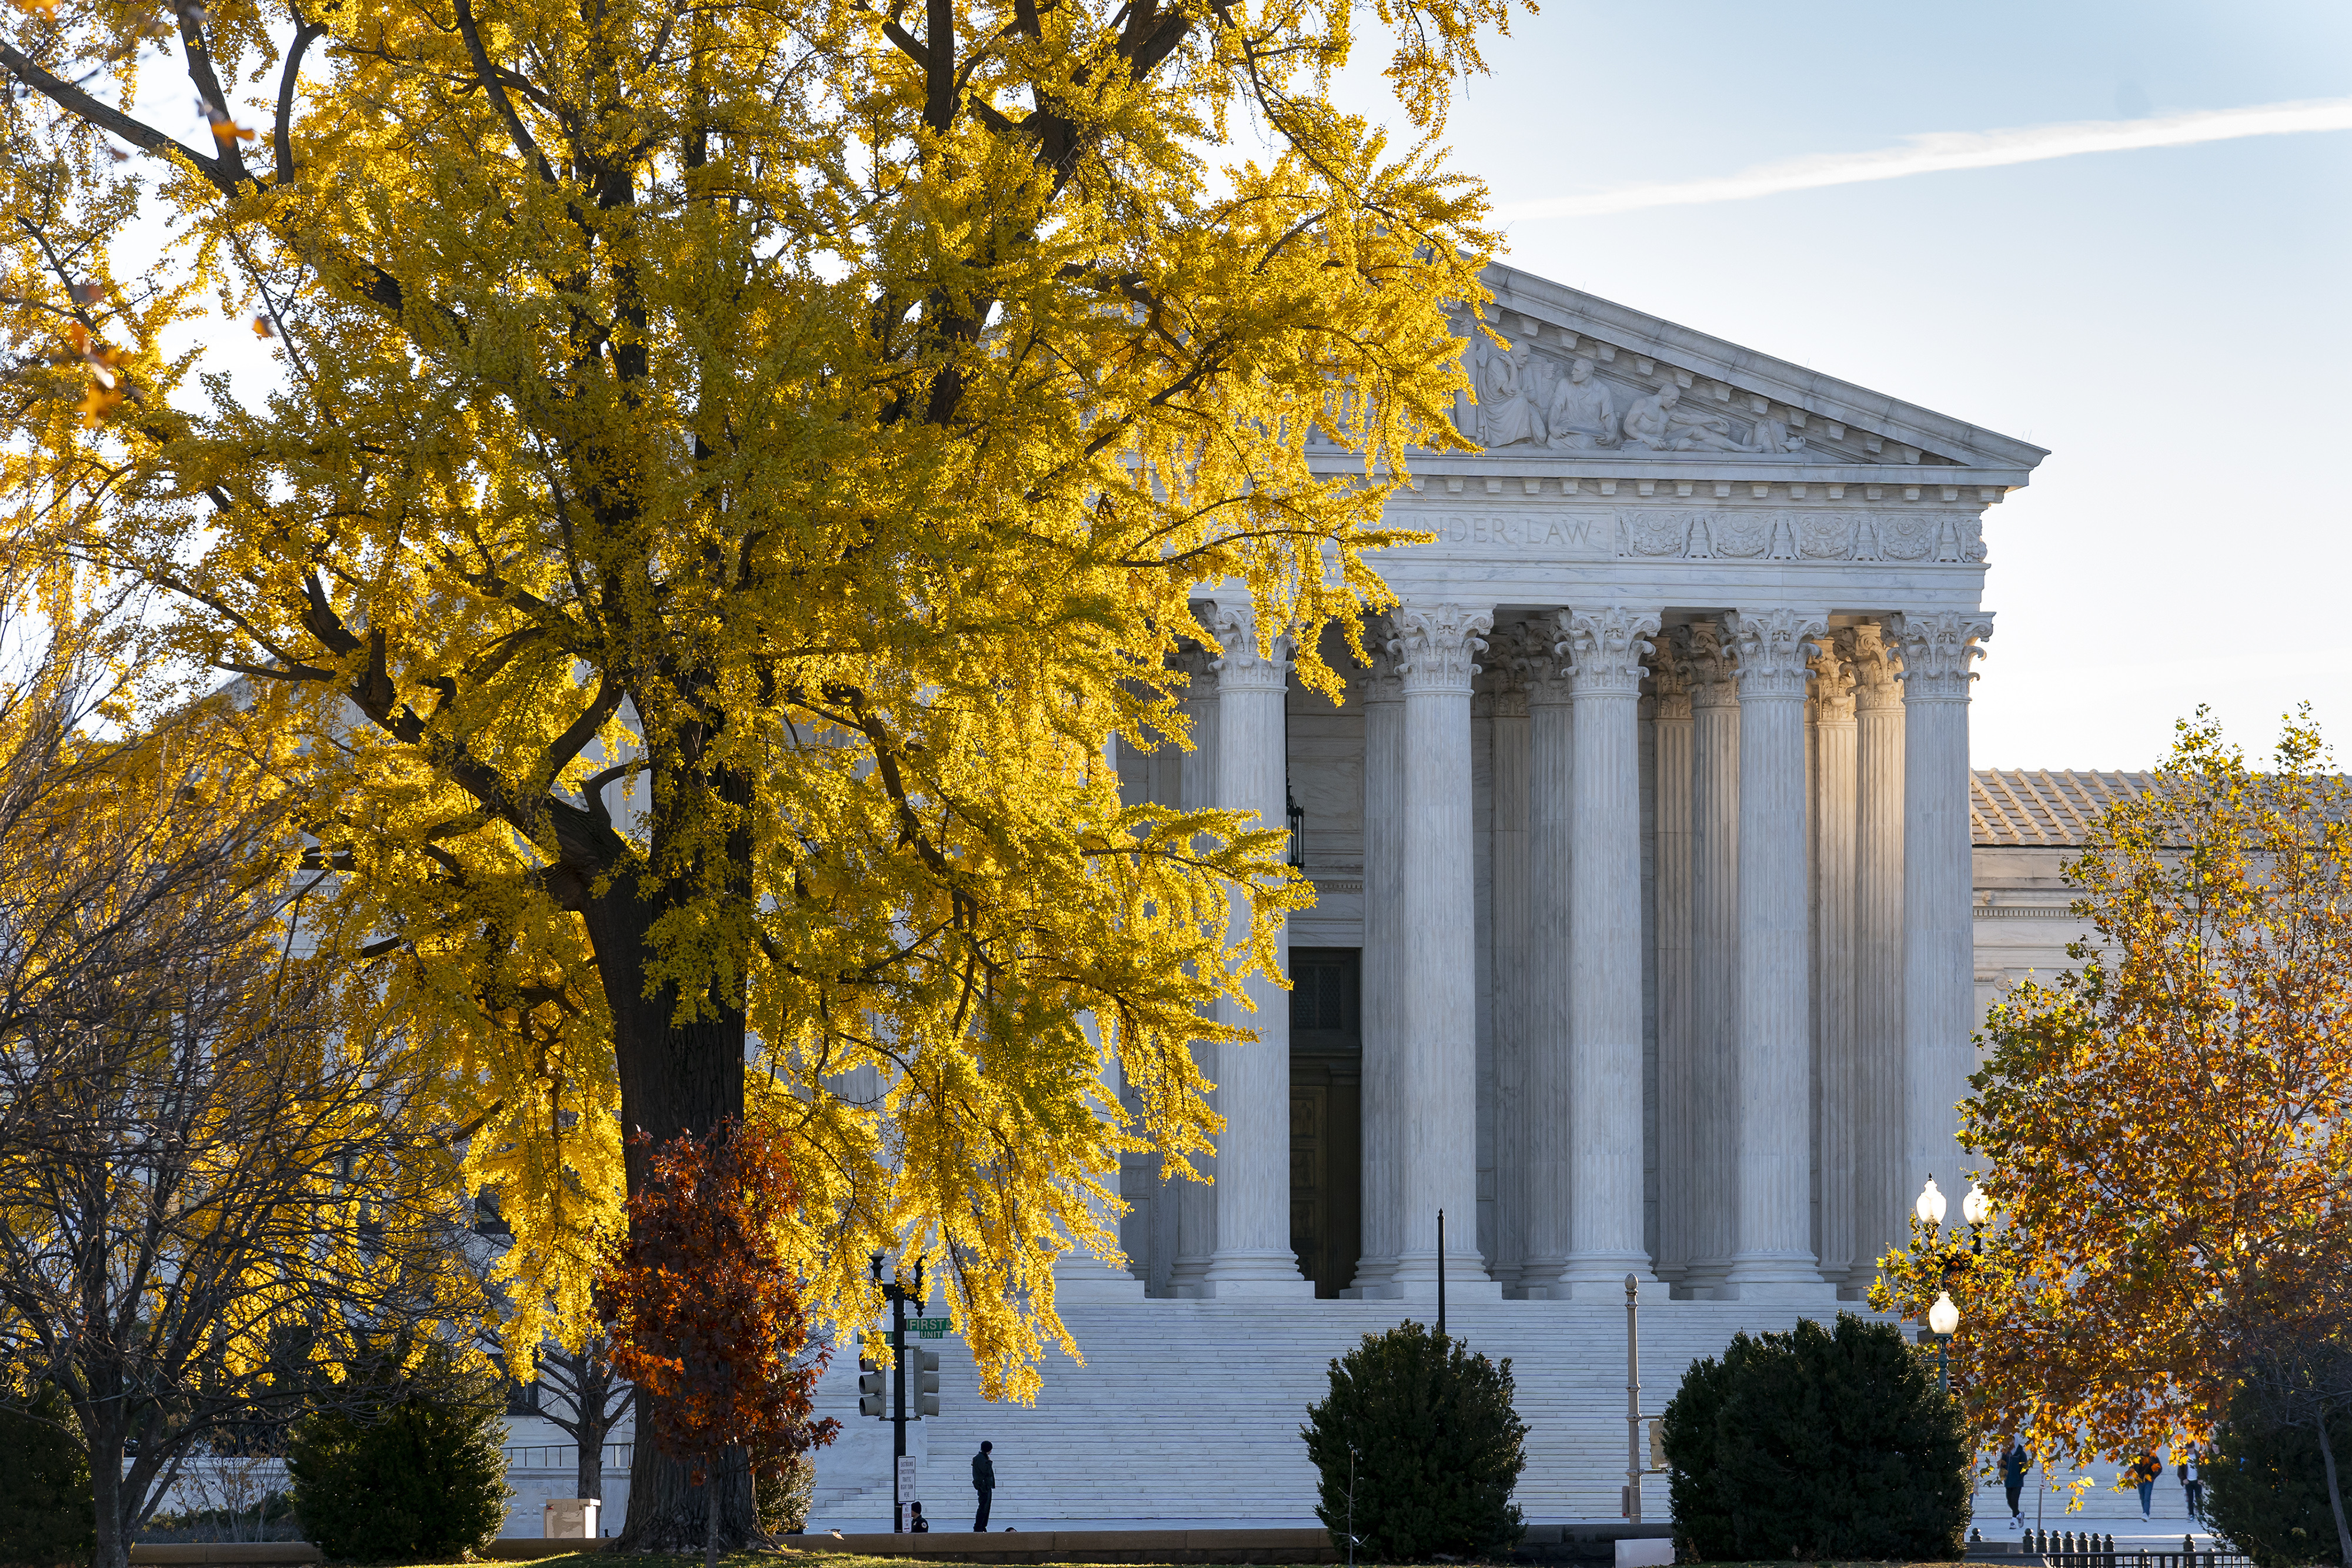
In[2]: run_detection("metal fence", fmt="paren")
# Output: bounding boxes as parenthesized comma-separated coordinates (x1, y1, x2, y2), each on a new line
(2027, 1534, 2253, 1568)
(500, 1443, 634, 1470)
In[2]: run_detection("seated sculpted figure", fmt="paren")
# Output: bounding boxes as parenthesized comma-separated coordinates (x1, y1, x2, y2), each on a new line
(1544, 357, 1618, 449)
(1475, 337, 1547, 448)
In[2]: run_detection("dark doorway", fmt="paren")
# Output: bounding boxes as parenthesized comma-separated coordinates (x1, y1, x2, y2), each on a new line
(1289, 947, 1362, 1299)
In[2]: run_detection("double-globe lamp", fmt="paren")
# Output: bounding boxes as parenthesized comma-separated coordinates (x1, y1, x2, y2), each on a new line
(1915, 1175, 1992, 1381)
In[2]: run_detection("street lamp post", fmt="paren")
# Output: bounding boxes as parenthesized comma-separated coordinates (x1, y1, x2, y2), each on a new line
(1912, 1175, 1992, 1398)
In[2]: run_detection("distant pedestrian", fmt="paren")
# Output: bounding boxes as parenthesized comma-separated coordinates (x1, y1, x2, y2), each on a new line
(2180, 1453, 2204, 1521)
(909, 1503, 930, 1534)
(973, 1440, 995, 1532)
(2133, 1453, 2162, 1520)
(2000, 1437, 2031, 1530)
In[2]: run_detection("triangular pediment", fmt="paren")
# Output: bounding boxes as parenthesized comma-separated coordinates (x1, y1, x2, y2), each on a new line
(1448, 265, 2046, 476)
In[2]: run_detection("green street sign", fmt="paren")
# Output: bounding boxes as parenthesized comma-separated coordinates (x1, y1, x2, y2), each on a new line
(910, 1316, 952, 1338)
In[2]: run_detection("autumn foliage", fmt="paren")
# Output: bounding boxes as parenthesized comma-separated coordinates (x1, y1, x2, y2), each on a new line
(1873, 710, 2352, 1473)
(598, 1122, 837, 1505)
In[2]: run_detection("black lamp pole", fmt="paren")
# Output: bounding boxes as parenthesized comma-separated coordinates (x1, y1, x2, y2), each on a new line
(870, 1253, 926, 1532)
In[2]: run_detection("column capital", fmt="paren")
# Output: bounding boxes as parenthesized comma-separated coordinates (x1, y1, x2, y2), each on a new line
(1482, 620, 1541, 717)
(1358, 617, 1406, 704)
(1810, 636, 1857, 724)
(1388, 603, 1492, 695)
(1847, 623, 1903, 713)
(1686, 618, 1740, 710)
(1647, 628, 1695, 721)
(1728, 607, 1829, 700)
(1565, 606, 1662, 697)
(1171, 639, 1218, 686)
(1891, 610, 1993, 700)
(1203, 600, 1292, 692)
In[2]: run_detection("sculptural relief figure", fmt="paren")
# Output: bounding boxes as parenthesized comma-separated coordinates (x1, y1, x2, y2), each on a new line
(1474, 336, 1548, 448)
(1621, 383, 1806, 454)
(1544, 356, 1618, 449)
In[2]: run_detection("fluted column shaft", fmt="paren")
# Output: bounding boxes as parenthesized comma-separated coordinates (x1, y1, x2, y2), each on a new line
(1168, 647, 1221, 1296)
(1201, 603, 1312, 1295)
(1518, 640, 1575, 1295)
(1850, 625, 1906, 1288)
(1391, 603, 1498, 1293)
(1486, 643, 1533, 1293)
(1563, 606, 1663, 1293)
(1683, 623, 1739, 1293)
(1809, 638, 1859, 1287)
(1727, 607, 1834, 1296)
(1649, 636, 1696, 1285)
(1897, 611, 1993, 1211)
(1349, 636, 1406, 1295)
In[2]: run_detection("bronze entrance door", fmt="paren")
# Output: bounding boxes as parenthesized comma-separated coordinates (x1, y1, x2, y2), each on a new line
(1289, 947, 1362, 1298)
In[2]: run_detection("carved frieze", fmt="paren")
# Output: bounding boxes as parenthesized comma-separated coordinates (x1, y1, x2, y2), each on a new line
(1612, 510, 1984, 564)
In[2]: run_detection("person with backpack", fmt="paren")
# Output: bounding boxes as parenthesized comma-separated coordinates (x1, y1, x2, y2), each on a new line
(2000, 1437, 2032, 1530)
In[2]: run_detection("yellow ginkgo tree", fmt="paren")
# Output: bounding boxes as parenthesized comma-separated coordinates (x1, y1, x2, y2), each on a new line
(3, 0, 1517, 1540)
(1875, 709, 2352, 1506)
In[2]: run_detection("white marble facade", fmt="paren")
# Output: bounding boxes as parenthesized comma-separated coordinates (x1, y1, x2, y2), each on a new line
(1111, 266, 2046, 1304)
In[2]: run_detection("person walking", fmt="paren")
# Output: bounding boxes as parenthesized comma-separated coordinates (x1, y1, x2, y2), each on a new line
(2180, 1452, 2204, 1522)
(2133, 1453, 2163, 1520)
(2000, 1437, 2031, 1530)
(972, 1441, 996, 1532)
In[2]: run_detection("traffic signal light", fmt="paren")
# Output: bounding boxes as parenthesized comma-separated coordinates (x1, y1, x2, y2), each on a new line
(914, 1349, 941, 1417)
(857, 1358, 886, 1418)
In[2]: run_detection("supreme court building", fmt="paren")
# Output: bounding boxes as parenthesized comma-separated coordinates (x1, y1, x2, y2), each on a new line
(1103, 263, 2048, 1308)
(804, 264, 2063, 1530)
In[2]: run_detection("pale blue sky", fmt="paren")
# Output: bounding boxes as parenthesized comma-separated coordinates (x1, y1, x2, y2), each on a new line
(1330, 0, 2352, 769)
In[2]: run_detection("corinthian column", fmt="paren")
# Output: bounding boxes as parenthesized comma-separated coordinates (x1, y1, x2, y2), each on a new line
(1726, 607, 1835, 1298)
(1516, 627, 1575, 1296)
(1200, 602, 1312, 1296)
(1849, 624, 1906, 1288)
(1484, 626, 1536, 1293)
(1168, 643, 1220, 1297)
(1895, 610, 1993, 1214)
(1389, 603, 1499, 1296)
(1809, 637, 1859, 1287)
(1348, 629, 1406, 1296)
(1561, 606, 1663, 1295)
(1682, 621, 1739, 1295)
(1648, 633, 1696, 1286)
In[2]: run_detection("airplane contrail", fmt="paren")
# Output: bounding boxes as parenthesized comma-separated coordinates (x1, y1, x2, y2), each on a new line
(1499, 97, 2352, 221)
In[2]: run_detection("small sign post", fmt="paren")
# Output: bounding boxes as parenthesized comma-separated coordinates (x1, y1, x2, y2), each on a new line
(896, 1456, 917, 1531)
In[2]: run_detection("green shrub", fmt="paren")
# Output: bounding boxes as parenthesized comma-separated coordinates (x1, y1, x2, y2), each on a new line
(1300, 1320, 1526, 1561)
(754, 1453, 816, 1537)
(2205, 1384, 2352, 1568)
(1661, 1312, 1968, 1563)
(0, 1383, 94, 1568)
(287, 1359, 510, 1563)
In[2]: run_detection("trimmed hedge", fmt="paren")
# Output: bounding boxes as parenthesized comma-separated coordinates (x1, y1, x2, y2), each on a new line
(1661, 1312, 1968, 1562)
(1301, 1320, 1526, 1561)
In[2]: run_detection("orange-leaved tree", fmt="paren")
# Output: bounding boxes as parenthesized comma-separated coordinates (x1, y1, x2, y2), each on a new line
(599, 1121, 838, 1565)
(1875, 708, 2352, 1510)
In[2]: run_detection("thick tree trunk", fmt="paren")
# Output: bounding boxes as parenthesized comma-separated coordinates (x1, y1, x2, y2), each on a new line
(582, 851, 757, 1552)
(2317, 1406, 2352, 1568)
(91, 1423, 129, 1568)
